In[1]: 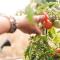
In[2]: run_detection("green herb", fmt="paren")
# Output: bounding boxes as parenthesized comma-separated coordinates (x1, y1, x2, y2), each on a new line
(25, 5, 35, 24)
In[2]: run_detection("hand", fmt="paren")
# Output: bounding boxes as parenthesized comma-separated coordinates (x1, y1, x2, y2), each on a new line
(16, 15, 45, 34)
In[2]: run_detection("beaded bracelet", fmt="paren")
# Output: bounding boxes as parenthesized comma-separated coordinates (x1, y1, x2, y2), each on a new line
(8, 16, 17, 33)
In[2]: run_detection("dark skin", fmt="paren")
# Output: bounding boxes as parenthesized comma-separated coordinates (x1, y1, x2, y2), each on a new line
(0, 15, 45, 34)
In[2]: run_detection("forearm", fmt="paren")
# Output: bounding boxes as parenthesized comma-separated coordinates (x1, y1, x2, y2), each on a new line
(0, 16, 10, 34)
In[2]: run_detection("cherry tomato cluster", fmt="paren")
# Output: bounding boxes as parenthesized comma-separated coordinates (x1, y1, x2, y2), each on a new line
(41, 12, 52, 29)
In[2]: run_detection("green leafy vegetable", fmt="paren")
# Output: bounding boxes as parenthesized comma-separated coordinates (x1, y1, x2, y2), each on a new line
(48, 27, 57, 38)
(25, 35, 55, 60)
(25, 1, 60, 60)
(25, 5, 34, 24)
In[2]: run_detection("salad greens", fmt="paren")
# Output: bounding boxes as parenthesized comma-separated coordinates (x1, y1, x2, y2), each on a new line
(24, 1, 60, 60)
(25, 27, 60, 60)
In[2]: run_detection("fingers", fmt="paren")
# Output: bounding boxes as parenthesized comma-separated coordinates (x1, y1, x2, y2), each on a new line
(21, 24, 41, 34)
(32, 15, 45, 34)
(31, 25, 41, 34)
(33, 15, 45, 23)
(34, 25, 41, 34)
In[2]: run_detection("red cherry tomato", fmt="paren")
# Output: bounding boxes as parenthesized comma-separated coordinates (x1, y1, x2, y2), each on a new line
(56, 48, 60, 53)
(44, 12, 49, 21)
(43, 19, 52, 29)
